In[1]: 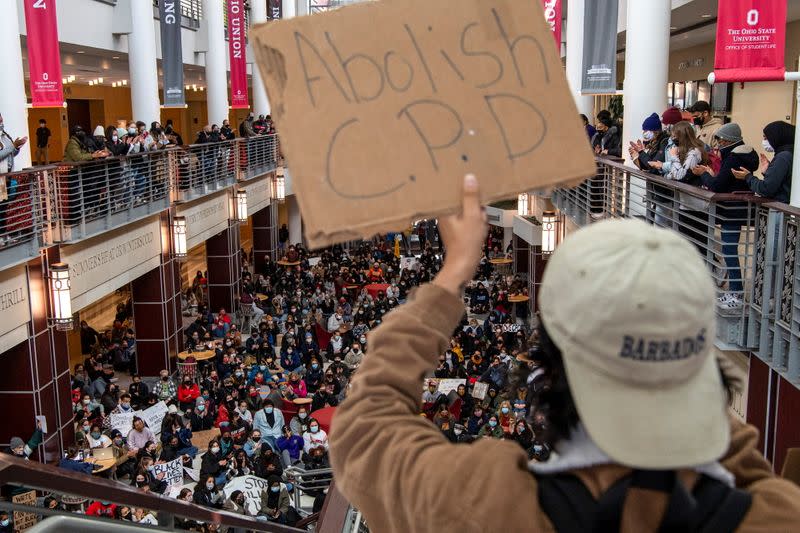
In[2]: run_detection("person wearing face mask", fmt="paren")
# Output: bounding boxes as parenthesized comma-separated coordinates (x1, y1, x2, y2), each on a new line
(302, 418, 329, 454)
(689, 122, 760, 310)
(477, 414, 504, 439)
(290, 407, 311, 436)
(152, 370, 177, 404)
(63, 125, 108, 163)
(344, 343, 364, 371)
(200, 440, 230, 487)
(732, 120, 795, 204)
(109, 429, 137, 479)
(190, 399, 214, 431)
(252, 399, 285, 451)
(260, 475, 291, 524)
(287, 372, 308, 398)
(688, 100, 723, 149)
(629, 112, 675, 226)
(304, 358, 324, 393)
(33, 117, 51, 165)
(86, 423, 112, 449)
(193, 474, 225, 509)
(236, 400, 254, 426)
(4, 421, 43, 464)
(128, 374, 149, 410)
(0, 114, 27, 175)
(178, 377, 201, 412)
(277, 425, 305, 466)
(466, 407, 487, 436)
(281, 347, 303, 374)
(224, 489, 251, 517)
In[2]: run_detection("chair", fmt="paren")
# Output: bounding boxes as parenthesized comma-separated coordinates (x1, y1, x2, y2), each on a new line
(238, 303, 254, 331)
(177, 360, 198, 383)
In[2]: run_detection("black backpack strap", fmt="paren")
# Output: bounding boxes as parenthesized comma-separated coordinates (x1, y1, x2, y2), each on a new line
(536, 473, 598, 533)
(536, 472, 632, 533)
(690, 475, 753, 533)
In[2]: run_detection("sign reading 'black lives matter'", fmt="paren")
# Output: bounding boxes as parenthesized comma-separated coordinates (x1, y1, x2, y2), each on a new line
(252, 0, 594, 248)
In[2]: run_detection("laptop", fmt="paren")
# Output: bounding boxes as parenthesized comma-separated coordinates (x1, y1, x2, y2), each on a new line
(91, 447, 115, 461)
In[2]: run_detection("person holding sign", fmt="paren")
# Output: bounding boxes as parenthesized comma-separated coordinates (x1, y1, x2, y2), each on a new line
(329, 175, 800, 531)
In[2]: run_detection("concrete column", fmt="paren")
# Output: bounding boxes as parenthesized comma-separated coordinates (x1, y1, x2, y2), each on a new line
(791, 80, 800, 207)
(203, 0, 230, 126)
(503, 227, 513, 254)
(621, 0, 670, 166)
(251, 0, 271, 116)
(0, 0, 31, 168)
(287, 196, 302, 246)
(282, 0, 296, 19)
(565, 0, 594, 119)
(128, 0, 161, 126)
(296, 0, 309, 17)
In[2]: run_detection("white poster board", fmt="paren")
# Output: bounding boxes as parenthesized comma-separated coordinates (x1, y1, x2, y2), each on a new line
(223, 475, 269, 516)
(150, 457, 184, 487)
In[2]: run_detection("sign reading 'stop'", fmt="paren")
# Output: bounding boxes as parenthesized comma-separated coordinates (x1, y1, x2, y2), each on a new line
(251, 0, 595, 248)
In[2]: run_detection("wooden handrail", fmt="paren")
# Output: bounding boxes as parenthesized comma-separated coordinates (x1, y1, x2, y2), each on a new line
(0, 454, 301, 532)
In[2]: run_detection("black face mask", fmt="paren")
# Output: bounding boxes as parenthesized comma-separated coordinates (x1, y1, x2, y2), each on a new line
(693, 116, 705, 127)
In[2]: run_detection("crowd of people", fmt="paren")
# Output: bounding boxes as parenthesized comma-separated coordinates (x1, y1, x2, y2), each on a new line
(0, 217, 543, 530)
(586, 100, 795, 311)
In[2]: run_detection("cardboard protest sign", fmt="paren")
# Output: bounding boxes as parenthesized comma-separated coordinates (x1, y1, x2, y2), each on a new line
(110, 412, 135, 434)
(251, 0, 595, 248)
(472, 381, 489, 400)
(12, 490, 37, 531)
(140, 401, 168, 434)
(437, 379, 465, 395)
(224, 475, 269, 515)
(150, 458, 185, 487)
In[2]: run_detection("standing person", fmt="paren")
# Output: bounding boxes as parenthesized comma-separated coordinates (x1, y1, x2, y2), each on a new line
(328, 175, 800, 531)
(630, 111, 675, 227)
(732, 120, 795, 204)
(647, 121, 709, 252)
(35, 118, 51, 165)
(592, 113, 621, 157)
(580, 113, 596, 142)
(689, 101, 723, 149)
(0, 114, 27, 174)
(278, 224, 289, 252)
(220, 119, 235, 140)
(691, 123, 759, 309)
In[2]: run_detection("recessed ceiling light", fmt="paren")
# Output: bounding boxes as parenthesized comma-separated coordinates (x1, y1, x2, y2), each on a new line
(112, 56, 120, 59)
(700, 14, 712, 18)
(77, 50, 85, 54)
(670, 26, 677, 30)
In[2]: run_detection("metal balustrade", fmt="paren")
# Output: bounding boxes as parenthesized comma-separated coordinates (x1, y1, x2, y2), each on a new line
(553, 156, 800, 384)
(51, 149, 174, 242)
(152, 0, 204, 28)
(0, 135, 280, 263)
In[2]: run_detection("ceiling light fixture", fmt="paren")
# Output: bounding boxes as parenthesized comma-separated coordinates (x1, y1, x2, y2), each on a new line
(76, 50, 85, 54)
(700, 14, 712, 18)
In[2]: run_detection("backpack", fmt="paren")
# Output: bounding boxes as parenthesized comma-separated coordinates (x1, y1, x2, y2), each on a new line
(535, 469, 752, 533)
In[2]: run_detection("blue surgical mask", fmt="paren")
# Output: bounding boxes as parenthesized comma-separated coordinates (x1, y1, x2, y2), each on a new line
(1, 519, 9, 527)
(310, 425, 319, 433)
(264, 407, 274, 414)
(197, 405, 205, 412)
(285, 482, 294, 492)
(311, 364, 319, 369)
(271, 486, 280, 493)
(489, 420, 497, 427)
(500, 407, 509, 414)
(642, 131, 655, 142)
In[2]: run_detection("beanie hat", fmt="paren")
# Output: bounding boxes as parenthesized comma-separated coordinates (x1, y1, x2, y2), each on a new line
(93, 125, 105, 137)
(715, 123, 743, 143)
(661, 107, 683, 126)
(10, 437, 24, 449)
(641, 113, 662, 132)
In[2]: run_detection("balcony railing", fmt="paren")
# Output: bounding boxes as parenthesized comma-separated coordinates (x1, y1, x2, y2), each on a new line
(552, 156, 800, 383)
(0, 135, 280, 264)
(152, 0, 204, 28)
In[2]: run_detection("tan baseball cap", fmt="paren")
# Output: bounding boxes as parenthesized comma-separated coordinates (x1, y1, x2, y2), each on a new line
(539, 219, 729, 469)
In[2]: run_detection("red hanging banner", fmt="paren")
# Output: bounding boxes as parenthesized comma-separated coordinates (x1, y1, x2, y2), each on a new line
(23, 0, 64, 107)
(713, 0, 787, 82)
(541, 0, 562, 48)
(227, 0, 250, 108)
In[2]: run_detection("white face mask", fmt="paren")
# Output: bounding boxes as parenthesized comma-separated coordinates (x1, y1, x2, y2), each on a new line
(762, 139, 775, 153)
(206, 482, 215, 490)
(642, 131, 655, 142)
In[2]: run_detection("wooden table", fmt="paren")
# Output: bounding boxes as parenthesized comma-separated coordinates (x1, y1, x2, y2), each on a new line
(508, 295, 530, 303)
(178, 349, 216, 361)
(256, 293, 270, 302)
(489, 257, 513, 275)
(87, 457, 117, 475)
(293, 397, 312, 406)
